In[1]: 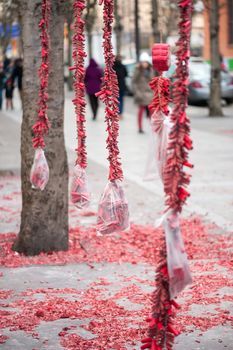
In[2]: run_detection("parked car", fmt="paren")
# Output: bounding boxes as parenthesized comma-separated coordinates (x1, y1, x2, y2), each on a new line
(188, 58, 233, 104)
(122, 59, 136, 96)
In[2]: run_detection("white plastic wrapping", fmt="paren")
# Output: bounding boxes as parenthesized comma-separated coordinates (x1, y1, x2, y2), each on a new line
(144, 111, 171, 182)
(97, 180, 129, 235)
(70, 164, 91, 209)
(30, 148, 49, 191)
(163, 211, 192, 299)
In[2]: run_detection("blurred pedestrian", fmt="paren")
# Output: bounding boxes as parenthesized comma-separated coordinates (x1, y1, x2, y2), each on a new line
(4, 60, 15, 110)
(0, 62, 5, 110)
(113, 55, 128, 119)
(13, 58, 23, 105)
(84, 58, 103, 120)
(132, 52, 153, 133)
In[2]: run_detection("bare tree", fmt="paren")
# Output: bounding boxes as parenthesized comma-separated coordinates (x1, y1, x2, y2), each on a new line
(13, 0, 69, 255)
(114, 0, 123, 56)
(85, 0, 97, 59)
(204, 0, 223, 116)
(0, 0, 19, 56)
(151, 0, 160, 42)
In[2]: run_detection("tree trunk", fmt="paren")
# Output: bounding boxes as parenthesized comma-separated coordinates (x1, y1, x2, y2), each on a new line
(151, 0, 160, 43)
(67, 20, 73, 91)
(87, 31, 93, 59)
(114, 0, 122, 56)
(13, 0, 69, 256)
(209, 0, 223, 116)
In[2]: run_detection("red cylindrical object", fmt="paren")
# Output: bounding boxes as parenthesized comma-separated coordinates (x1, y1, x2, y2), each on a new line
(152, 43, 171, 72)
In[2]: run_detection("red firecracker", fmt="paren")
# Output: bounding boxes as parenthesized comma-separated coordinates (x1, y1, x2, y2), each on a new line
(142, 1, 193, 349)
(96, 0, 129, 235)
(30, 0, 50, 190)
(70, 0, 91, 209)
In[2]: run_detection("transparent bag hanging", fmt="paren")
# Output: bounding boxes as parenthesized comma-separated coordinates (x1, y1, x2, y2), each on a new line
(70, 164, 91, 209)
(151, 111, 172, 182)
(30, 148, 49, 191)
(97, 180, 129, 235)
(163, 211, 192, 299)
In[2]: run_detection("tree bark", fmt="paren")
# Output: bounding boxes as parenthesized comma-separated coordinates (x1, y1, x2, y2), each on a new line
(87, 31, 93, 59)
(209, 0, 223, 116)
(151, 0, 160, 43)
(67, 20, 73, 91)
(13, 0, 69, 256)
(114, 0, 123, 56)
(85, 0, 97, 60)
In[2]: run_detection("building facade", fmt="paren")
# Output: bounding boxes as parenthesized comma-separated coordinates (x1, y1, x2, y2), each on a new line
(203, 0, 233, 70)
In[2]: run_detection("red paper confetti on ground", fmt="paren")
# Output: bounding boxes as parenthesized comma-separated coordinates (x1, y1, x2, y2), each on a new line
(0, 176, 233, 349)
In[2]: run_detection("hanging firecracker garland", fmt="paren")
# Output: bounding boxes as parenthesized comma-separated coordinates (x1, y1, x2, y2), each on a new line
(96, 0, 129, 235)
(70, 0, 91, 210)
(30, 0, 51, 191)
(141, 1, 193, 349)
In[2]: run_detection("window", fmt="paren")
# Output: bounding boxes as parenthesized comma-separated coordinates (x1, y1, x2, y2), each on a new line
(228, 0, 233, 44)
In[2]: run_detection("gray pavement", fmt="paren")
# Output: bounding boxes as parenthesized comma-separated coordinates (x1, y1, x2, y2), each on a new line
(0, 91, 233, 349)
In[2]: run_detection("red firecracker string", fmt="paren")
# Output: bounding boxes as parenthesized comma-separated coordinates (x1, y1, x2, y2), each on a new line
(70, 0, 87, 168)
(96, 0, 123, 181)
(149, 75, 170, 118)
(164, 0, 193, 213)
(141, 241, 180, 350)
(32, 0, 51, 149)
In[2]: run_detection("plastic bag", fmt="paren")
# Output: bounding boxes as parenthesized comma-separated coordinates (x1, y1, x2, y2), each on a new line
(163, 211, 192, 299)
(70, 164, 91, 209)
(152, 111, 171, 181)
(97, 180, 129, 235)
(30, 148, 49, 190)
(144, 111, 171, 182)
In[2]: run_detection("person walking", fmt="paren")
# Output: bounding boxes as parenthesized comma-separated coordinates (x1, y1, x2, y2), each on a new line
(0, 62, 5, 110)
(132, 52, 154, 133)
(13, 58, 23, 106)
(113, 55, 128, 119)
(4, 60, 15, 110)
(84, 58, 103, 120)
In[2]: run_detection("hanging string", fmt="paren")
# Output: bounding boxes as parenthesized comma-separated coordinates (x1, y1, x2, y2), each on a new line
(96, 0, 123, 181)
(32, 0, 51, 149)
(70, 0, 87, 168)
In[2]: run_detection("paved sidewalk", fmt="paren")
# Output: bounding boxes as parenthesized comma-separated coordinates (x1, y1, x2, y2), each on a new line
(0, 95, 233, 349)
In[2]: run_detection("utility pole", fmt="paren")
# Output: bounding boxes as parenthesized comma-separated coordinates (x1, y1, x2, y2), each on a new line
(135, 0, 140, 62)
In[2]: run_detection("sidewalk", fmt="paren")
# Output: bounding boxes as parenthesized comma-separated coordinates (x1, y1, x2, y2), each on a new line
(0, 96, 233, 349)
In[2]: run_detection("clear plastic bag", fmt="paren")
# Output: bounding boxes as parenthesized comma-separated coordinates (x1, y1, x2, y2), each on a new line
(153, 111, 171, 181)
(97, 180, 129, 235)
(70, 164, 91, 209)
(30, 148, 49, 190)
(163, 211, 192, 299)
(144, 111, 171, 182)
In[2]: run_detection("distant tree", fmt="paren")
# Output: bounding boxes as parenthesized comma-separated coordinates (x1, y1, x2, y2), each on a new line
(204, 0, 224, 116)
(13, 0, 69, 255)
(151, 0, 160, 43)
(85, 0, 97, 59)
(114, 0, 123, 56)
(0, 0, 19, 56)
